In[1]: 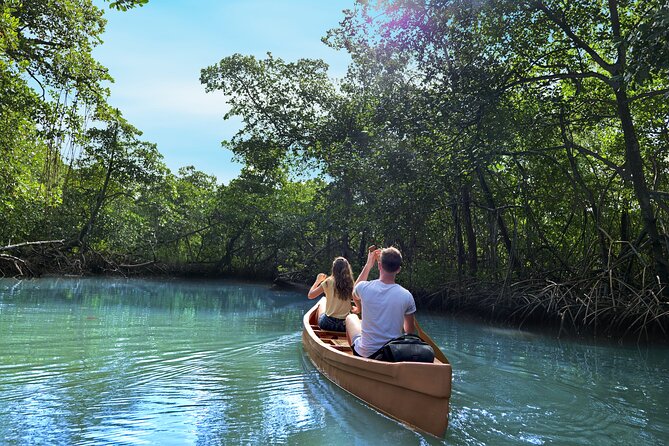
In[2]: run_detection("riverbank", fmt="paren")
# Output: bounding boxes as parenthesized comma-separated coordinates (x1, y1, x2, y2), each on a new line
(413, 277, 669, 344)
(1, 249, 667, 343)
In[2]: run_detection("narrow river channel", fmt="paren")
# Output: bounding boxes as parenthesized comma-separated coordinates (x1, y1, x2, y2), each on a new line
(0, 278, 667, 445)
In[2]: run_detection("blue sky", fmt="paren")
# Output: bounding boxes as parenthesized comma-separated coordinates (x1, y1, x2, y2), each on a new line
(94, 0, 353, 184)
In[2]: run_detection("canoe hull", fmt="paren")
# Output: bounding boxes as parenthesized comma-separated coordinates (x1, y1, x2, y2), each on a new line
(301, 299, 452, 437)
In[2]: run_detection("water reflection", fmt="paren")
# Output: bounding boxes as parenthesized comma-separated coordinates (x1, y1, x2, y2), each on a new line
(0, 278, 308, 445)
(1, 278, 668, 445)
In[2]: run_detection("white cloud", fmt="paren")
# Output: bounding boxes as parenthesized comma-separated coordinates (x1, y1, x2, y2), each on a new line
(108, 79, 231, 120)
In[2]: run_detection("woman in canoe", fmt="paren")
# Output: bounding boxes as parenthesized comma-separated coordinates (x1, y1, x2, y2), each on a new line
(307, 257, 355, 332)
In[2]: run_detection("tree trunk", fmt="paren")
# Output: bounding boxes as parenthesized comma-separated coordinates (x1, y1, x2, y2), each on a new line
(218, 227, 245, 272)
(620, 209, 629, 244)
(610, 0, 668, 286)
(462, 183, 478, 274)
(77, 126, 118, 249)
(614, 87, 669, 287)
(476, 166, 518, 270)
(451, 199, 465, 280)
(357, 231, 368, 267)
(561, 115, 609, 271)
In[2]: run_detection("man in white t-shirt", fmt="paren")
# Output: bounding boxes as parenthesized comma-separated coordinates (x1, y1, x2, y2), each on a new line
(346, 246, 416, 358)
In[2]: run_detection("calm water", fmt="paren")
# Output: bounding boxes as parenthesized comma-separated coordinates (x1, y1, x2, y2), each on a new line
(0, 278, 667, 445)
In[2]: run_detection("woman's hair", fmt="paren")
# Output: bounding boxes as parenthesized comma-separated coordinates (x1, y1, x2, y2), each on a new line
(331, 257, 354, 301)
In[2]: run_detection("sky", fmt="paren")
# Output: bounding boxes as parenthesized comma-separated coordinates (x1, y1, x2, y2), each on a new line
(94, 0, 353, 184)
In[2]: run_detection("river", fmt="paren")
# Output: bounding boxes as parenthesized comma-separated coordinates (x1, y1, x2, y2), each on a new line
(0, 278, 667, 445)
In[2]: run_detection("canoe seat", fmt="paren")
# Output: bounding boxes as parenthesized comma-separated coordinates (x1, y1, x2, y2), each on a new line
(332, 346, 353, 354)
(312, 328, 347, 339)
(324, 337, 352, 353)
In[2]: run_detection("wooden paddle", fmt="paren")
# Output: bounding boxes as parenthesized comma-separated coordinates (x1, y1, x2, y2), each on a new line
(415, 318, 449, 364)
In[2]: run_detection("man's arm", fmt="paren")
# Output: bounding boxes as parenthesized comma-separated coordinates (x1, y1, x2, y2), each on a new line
(352, 246, 380, 314)
(354, 246, 379, 286)
(403, 313, 416, 334)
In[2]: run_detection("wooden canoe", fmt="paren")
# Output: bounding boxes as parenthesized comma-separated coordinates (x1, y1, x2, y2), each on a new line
(301, 298, 452, 437)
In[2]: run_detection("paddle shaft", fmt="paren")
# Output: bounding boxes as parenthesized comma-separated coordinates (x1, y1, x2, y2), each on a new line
(415, 318, 449, 364)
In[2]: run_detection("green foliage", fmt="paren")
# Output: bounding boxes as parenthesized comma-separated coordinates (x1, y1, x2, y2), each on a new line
(0, 0, 118, 246)
(58, 116, 167, 249)
(107, 0, 148, 11)
(201, 53, 335, 180)
(627, 1, 669, 83)
(2, 0, 668, 321)
(191, 0, 668, 294)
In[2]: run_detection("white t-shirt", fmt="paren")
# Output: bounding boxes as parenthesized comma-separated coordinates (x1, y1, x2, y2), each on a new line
(352, 279, 416, 358)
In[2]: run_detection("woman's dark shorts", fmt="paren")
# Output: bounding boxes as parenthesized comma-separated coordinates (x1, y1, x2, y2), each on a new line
(318, 313, 346, 332)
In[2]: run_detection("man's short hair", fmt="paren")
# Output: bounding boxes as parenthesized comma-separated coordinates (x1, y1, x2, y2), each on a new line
(381, 247, 402, 273)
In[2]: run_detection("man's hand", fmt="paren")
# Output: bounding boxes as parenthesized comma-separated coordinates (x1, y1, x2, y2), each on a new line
(366, 245, 378, 266)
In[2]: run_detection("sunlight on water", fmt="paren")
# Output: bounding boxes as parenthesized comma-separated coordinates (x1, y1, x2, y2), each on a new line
(0, 277, 668, 445)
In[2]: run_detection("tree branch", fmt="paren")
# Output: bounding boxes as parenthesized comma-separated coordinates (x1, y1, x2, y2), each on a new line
(608, 0, 625, 68)
(0, 239, 65, 252)
(504, 71, 610, 90)
(0, 254, 28, 275)
(650, 191, 669, 215)
(629, 88, 669, 102)
(533, 1, 616, 73)
(570, 142, 630, 180)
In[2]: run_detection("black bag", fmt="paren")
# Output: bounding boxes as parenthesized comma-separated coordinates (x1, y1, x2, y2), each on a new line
(372, 334, 435, 363)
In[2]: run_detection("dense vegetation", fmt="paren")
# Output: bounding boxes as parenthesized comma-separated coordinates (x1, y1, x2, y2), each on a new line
(1, 0, 668, 339)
